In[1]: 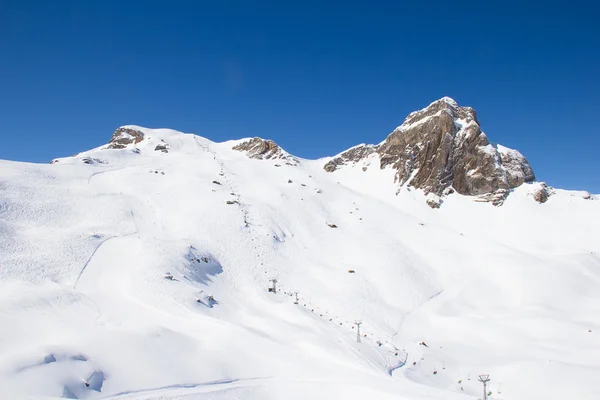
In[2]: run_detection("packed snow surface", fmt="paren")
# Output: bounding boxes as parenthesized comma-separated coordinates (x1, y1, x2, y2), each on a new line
(1, 126, 599, 399)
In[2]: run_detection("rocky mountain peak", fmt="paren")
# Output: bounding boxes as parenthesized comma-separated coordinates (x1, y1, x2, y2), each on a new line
(324, 97, 535, 206)
(106, 126, 145, 149)
(232, 137, 299, 165)
(401, 97, 478, 129)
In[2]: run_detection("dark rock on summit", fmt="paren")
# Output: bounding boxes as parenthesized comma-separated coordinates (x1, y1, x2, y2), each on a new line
(107, 127, 144, 149)
(233, 137, 299, 165)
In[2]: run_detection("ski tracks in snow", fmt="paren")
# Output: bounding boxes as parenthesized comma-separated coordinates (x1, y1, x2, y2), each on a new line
(73, 236, 117, 290)
(74, 164, 166, 326)
(101, 376, 269, 399)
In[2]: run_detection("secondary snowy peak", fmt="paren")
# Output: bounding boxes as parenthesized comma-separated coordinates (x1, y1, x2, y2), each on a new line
(325, 97, 536, 205)
(232, 137, 299, 165)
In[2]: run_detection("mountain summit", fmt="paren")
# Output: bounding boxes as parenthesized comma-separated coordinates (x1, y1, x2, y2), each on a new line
(325, 97, 535, 205)
(58, 99, 543, 207)
(103, 98, 536, 206)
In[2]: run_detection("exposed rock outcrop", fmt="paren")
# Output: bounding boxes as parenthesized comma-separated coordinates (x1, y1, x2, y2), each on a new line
(154, 142, 169, 153)
(496, 145, 535, 188)
(531, 182, 553, 204)
(324, 145, 376, 172)
(426, 194, 443, 209)
(378, 97, 535, 196)
(81, 157, 107, 165)
(107, 127, 144, 149)
(324, 97, 536, 204)
(474, 189, 510, 207)
(232, 137, 299, 165)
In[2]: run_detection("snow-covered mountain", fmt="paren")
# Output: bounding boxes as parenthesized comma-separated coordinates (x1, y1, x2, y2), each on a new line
(1, 98, 599, 400)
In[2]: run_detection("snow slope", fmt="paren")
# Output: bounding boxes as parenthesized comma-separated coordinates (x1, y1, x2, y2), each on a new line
(1, 126, 599, 400)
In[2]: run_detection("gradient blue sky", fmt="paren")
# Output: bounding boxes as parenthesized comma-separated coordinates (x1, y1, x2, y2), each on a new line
(1, 1, 598, 192)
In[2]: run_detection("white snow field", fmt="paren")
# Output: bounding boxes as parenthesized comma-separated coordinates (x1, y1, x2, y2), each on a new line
(1, 126, 599, 400)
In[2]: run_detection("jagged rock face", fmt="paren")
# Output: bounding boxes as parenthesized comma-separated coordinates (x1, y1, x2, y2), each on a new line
(325, 97, 535, 199)
(324, 145, 376, 172)
(107, 127, 144, 149)
(233, 137, 298, 165)
(378, 97, 535, 196)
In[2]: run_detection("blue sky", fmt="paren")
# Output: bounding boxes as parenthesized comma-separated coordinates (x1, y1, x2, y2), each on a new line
(1, 1, 598, 192)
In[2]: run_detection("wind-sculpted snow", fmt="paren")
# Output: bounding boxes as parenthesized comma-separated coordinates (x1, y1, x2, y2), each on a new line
(0, 125, 599, 400)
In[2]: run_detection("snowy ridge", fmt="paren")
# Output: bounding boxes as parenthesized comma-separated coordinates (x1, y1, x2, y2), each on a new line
(1, 125, 599, 400)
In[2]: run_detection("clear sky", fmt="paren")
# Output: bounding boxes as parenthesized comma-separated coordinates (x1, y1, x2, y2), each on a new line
(1, 1, 598, 192)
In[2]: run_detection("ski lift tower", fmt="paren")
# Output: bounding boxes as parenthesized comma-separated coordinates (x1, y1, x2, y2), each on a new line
(268, 278, 278, 293)
(354, 320, 362, 343)
(478, 374, 490, 400)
